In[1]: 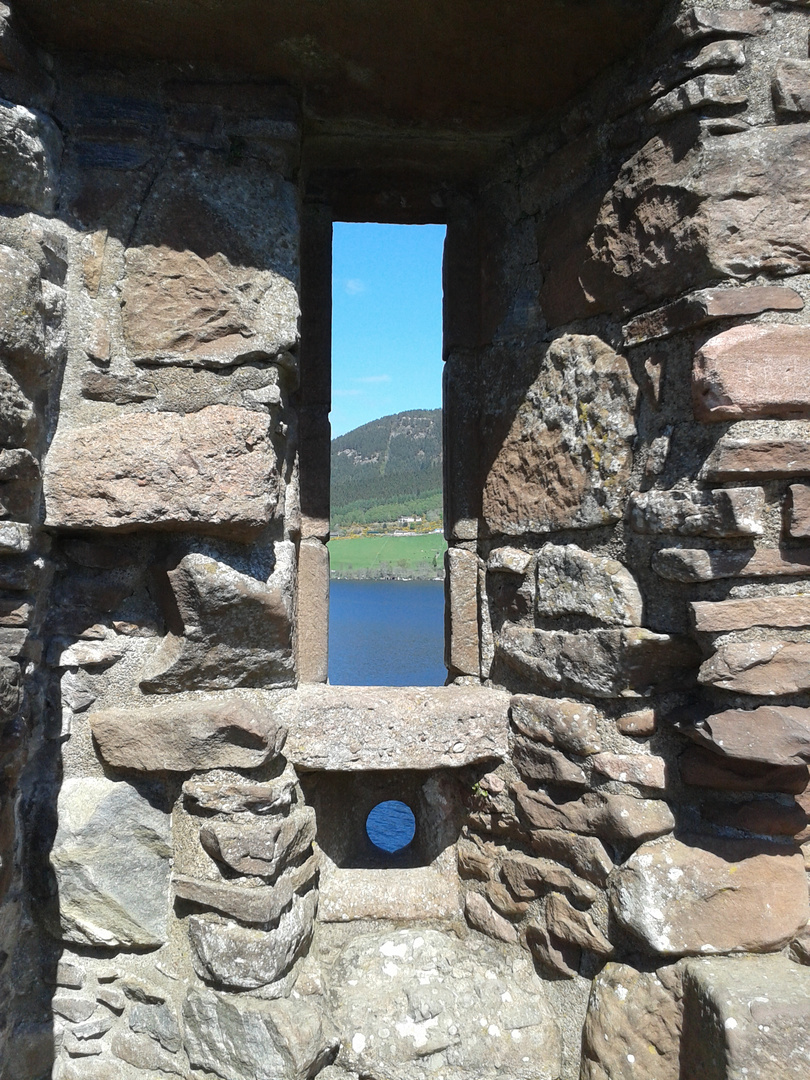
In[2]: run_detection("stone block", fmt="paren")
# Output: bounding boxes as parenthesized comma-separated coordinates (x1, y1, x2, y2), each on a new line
(591, 751, 667, 790)
(122, 156, 299, 370)
(487, 546, 532, 574)
(183, 989, 336, 1080)
(89, 696, 287, 773)
(140, 545, 295, 692)
(698, 641, 810, 695)
(199, 806, 316, 879)
(702, 438, 810, 481)
(0, 101, 61, 213)
(674, 7, 770, 43)
(510, 694, 601, 755)
(528, 829, 614, 886)
(628, 487, 764, 536)
(279, 684, 509, 771)
(49, 778, 171, 948)
(680, 745, 809, 795)
(702, 798, 807, 838)
(465, 890, 518, 943)
(173, 853, 318, 925)
(681, 705, 810, 768)
(653, 545, 810, 582)
(500, 852, 597, 905)
(43, 405, 279, 536)
(623, 284, 803, 346)
(580, 962, 684, 1080)
(535, 543, 642, 626)
(787, 485, 810, 538)
(691, 594, 810, 632)
(515, 783, 674, 844)
(610, 834, 808, 957)
(317, 866, 460, 922)
(326, 928, 561, 1080)
(774, 59, 810, 116)
(446, 546, 480, 676)
(512, 738, 587, 788)
(617, 707, 656, 737)
(647, 75, 746, 123)
(498, 624, 699, 698)
(296, 538, 329, 684)
(545, 892, 612, 956)
(0, 245, 44, 367)
(182, 769, 297, 815)
(681, 955, 810, 1079)
(111, 1031, 184, 1076)
(482, 334, 637, 534)
(188, 890, 317, 990)
(694, 325, 810, 421)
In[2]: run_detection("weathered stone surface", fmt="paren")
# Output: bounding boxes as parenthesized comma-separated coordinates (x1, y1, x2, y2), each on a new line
(140, 546, 295, 692)
(681, 955, 810, 1080)
(680, 745, 809, 795)
(648, 74, 746, 123)
(580, 962, 683, 1080)
(774, 59, 810, 116)
(296, 538, 329, 684)
(80, 370, 157, 404)
(183, 989, 336, 1080)
(623, 285, 803, 346)
(0, 520, 33, 554)
(182, 769, 296, 814)
(591, 752, 667, 790)
(485, 879, 530, 919)
(199, 807, 315, 879)
(89, 697, 286, 773)
(528, 829, 614, 886)
(787, 485, 810, 538)
(500, 851, 598, 905)
(447, 546, 480, 676)
(693, 325, 810, 422)
(653, 545, 810, 582)
(698, 641, 810, 695)
(188, 889, 317, 990)
(457, 834, 496, 881)
(50, 778, 171, 948)
(511, 694, 601, 755)
(535, 543, 642, 626)
(691, 595, 810, 633)
(44, 406, 279, 536)
(627, 488, 764, 537)
(703, 437, 810, 480)
(0, 245, 44, 368)
(126, 1002, 181, 1053)
(465, 890, 518, 943)
(122, 157, 299, 369)
(280, 685, 509, 770)
(487, 546, 532, 574)
(0, 101, 61, 213)
(318, 866, 460, 922)
(581, 124, 810, 317)
(482, 335, 637, 534)
(674, 6, 770, 42)
(512, 738, 588, 788)
(498, 625, 698, 698)
(327, 928, 561, 1080)
(681, 705, 810, 768)
(525, 918, 580, 979)
(515, 783, 674, 844)
(111, 1030, 184, 1076)
(173, 853, 318, 925)
(52, 995, 97, 1023)
(545, 893, 612, 956)
(610, 834, 808, 956)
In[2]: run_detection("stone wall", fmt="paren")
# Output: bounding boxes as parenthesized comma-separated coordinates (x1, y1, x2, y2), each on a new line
(1, 1, 810, 1078)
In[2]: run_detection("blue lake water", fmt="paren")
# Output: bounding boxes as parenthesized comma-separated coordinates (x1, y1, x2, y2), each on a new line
(328, 579, 446, 687)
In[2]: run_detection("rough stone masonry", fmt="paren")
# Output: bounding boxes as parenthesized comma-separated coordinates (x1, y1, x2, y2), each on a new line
(1, 1, 810, 1079)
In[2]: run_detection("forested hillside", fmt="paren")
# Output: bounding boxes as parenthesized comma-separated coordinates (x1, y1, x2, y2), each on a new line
(331, 409, 443, 528)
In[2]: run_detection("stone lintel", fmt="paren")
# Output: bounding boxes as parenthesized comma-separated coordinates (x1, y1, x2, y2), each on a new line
(279, 685, 510, 771)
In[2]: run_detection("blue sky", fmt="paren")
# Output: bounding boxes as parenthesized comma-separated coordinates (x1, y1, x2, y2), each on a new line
(330, 222, 446, 437)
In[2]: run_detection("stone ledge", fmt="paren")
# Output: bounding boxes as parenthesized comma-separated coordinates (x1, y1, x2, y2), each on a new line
(318, 866, 461, 921)
(280, 685, 510, 771)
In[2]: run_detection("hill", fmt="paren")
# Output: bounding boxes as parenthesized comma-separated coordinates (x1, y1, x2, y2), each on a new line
(331, 409, 443, 530)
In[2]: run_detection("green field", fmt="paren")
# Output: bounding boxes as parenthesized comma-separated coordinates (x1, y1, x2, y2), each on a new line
(328, 533, 447, 579)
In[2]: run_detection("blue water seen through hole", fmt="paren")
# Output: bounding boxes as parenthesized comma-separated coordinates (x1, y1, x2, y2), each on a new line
(366, 800, 416, 853)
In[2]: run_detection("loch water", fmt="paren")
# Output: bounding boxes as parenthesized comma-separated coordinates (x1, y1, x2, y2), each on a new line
(328, 579, 446, 687)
